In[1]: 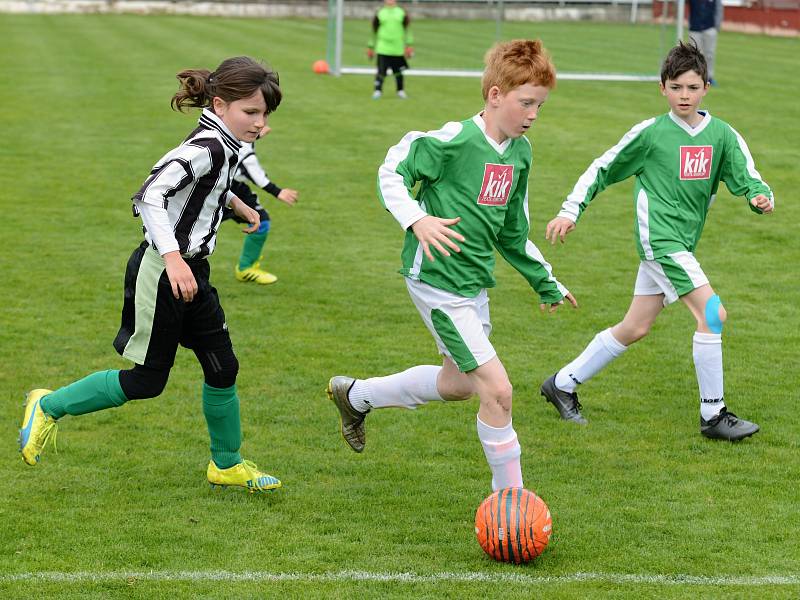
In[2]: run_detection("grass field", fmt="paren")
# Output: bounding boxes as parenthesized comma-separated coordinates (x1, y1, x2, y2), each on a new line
(1, 13, 799, 599)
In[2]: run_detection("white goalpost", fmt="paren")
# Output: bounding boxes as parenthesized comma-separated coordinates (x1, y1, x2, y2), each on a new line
(328, 0, 687, 82)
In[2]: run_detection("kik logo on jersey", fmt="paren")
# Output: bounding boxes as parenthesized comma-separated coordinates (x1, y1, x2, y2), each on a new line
(680, 146, 713, 180)
(477, 163, 514, 206)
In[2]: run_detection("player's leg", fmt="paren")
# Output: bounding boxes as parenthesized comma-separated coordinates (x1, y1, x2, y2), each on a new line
(541, 263, 664, 424)
(327, 279, 489, 452)
(20, 243, 179, 466)
(659, 251, 757, 440)
(703, 28, 717, 83)
(393, 57, 408, 98)
(468, 357, 522, 490)
(373, 55, 388, 99)
(186, 268, 280, 491)
(232, 183, 276, 285)
(681, 283, 758, 440)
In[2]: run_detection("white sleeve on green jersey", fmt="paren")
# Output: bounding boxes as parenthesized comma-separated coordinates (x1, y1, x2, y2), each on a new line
(721, 124, 774, 212)
(377, 121, 462, 230)
(558, 118, 655, 222)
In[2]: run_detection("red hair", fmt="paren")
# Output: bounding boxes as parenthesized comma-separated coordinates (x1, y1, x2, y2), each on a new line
(482, 39, 556, 100)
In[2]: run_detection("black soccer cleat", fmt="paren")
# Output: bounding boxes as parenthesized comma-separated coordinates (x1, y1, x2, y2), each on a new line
(700, 408, 759, 441)
(540, 374, 587, 425)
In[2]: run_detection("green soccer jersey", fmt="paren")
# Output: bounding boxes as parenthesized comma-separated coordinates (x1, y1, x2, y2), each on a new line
(377, 114, 567, 303)
(369, 5, 413, 56)
(558, 111, 774, 260)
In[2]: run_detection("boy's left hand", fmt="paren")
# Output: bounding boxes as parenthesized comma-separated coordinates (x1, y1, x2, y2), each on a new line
(750, 194, 773, 213)
(540, 292, 578, 314)
(230, 196, 261, 233)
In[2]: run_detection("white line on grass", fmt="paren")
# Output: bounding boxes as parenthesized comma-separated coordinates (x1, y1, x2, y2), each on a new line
(2, 571, 799, 586)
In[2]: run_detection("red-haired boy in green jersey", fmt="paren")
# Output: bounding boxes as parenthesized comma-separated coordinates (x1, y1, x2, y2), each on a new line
(329, 40, 576, 492)
(541, 41, 773, 441)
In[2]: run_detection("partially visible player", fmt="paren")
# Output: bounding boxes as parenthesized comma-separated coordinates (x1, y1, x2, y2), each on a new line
(541, 41, 773, 441)
(19, 57, 285, 491)
(329, 40, 576, 492)
(367, 0, 414, 100)
(224, 125, 299, 285)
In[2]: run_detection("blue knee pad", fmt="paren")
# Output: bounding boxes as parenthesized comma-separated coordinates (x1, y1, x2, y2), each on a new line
(256, 219, 270, 234)
(705, 294, 724, 333)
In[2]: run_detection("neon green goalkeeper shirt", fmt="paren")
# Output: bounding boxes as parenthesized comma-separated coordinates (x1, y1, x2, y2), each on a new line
(377, 114, 568, 303)
(369, 5, 413, 56)
(558, 111, 774, 260)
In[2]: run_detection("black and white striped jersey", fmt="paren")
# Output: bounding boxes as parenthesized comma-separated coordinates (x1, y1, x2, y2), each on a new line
(235, 141, 282, 197)
(132, 108, 241, 258)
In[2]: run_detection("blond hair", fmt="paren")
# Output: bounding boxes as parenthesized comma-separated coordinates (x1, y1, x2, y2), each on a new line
(481, 39, 556, 100)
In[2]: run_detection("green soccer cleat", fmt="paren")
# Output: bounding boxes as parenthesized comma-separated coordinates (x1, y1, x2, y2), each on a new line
(235, 262, 278, 285)
(207, 459, 281, 493)
(19, 389, 58, 466)
(327, 376, 367, 453)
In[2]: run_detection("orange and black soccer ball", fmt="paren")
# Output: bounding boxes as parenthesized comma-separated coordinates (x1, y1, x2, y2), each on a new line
(475, 487, 552, 563)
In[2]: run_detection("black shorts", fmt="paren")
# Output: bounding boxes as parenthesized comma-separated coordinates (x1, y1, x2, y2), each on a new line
(113, 242, 233, 369)
(222, 180, 269, 224)
(377, 54, 408, 76)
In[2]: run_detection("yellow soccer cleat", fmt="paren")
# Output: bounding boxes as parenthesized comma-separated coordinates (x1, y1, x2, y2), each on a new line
(207, 459, 282, 493)
(19, 389, 58, 466)
(235, 262, 278, 285)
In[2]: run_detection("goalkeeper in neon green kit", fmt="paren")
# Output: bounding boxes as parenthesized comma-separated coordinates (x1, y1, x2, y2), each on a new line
(367, 0, 414, 100)
(540, 41, 773, 441)
(329, 40, 576, 492)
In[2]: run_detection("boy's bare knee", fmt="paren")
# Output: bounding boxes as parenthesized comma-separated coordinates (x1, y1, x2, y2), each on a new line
(485, 380, 513, 411)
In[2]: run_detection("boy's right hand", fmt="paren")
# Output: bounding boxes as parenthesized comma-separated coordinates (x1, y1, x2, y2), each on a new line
(164, 251, 198, 302)
(545, 216, 576, 244)
(277, 188, 298, 205)
(367, 48, 375, 60)
(411, 215, 465, 262)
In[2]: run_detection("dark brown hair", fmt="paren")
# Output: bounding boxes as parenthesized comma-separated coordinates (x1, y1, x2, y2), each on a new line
(171, 56, 282, 114)
(482, 39, 556, 100)
(660, 40, 708, 84)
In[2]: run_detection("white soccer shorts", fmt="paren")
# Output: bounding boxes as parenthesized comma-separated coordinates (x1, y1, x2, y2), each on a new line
(634, 251, 710, 305)
(405, 277, 496, 372)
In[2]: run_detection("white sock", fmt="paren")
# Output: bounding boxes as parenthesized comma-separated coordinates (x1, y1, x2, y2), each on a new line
(555, 328, 627, 392)
(477, 416, 522, 491)
(693, 332, 725, 420)
(349, 365, 443, 412)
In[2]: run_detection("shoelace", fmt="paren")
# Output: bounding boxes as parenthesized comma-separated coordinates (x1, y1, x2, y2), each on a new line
(568, 392, 583, 414)
(39, 419, 59, 455)
(240, 460, 276, 492)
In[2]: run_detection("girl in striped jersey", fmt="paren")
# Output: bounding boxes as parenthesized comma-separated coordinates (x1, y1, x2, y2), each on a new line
(19, 57, 284, 492)
(541, 42, 773, 441)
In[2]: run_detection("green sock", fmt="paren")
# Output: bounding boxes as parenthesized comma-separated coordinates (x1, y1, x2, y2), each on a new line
(238, 231, 268, 270)
(41, 370, 128, 419)
(202, 383, 243, 469)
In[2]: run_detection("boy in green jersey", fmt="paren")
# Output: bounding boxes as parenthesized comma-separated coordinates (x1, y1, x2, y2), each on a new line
(541, 41, 773, 441)
(367, 0, 414, 100)
(329, 40, 576, 492)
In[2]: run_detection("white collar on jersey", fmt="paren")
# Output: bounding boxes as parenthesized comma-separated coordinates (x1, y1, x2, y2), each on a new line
(199, 108, 242, 152)
(472, 113, 513, 155)
(669, 109, 711, 137)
